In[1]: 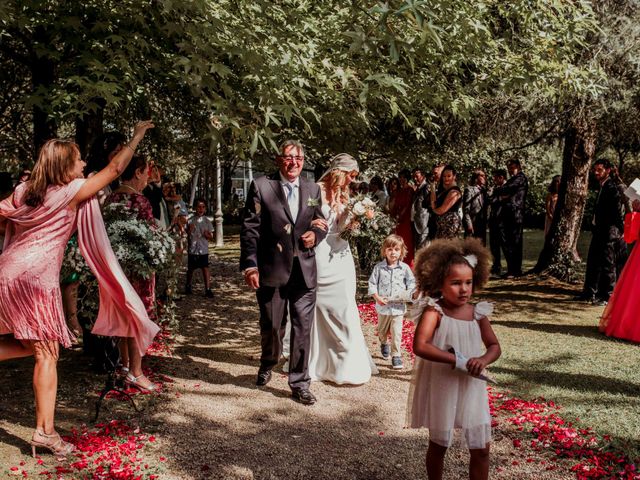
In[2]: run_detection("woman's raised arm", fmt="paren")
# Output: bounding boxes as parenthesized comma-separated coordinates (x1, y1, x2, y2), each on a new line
(72, 120, 154, 206)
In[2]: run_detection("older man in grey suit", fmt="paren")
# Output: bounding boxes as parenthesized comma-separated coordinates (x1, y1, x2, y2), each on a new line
(240, 140, 327, 405)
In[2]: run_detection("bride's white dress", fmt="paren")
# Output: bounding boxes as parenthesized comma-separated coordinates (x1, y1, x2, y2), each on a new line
(307, 203, 378, 384)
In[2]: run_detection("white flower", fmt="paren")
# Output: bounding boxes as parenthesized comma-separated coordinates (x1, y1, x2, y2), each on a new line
(352, 201, 366, 216)
(362, 197, 375, 208)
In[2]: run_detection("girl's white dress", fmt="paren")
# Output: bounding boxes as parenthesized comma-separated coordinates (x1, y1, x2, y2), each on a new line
(406, 298, 492, 449)
(307, 203, 378, 384)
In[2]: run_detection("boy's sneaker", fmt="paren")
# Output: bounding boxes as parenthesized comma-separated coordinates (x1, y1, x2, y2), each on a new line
(380, 344, 391, 359)
(185, 285, 192, 295)
(391, 356, 403, 370)
(205, 289, 214, 298)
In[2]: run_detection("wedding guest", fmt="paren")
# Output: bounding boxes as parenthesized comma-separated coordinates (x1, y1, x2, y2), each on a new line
(0, 121, 157, 459)
(430, 165, 462, 240)
(488, 169, 507, 276)
(105, 154, 158, 392)
(386, 176, 400, 212)
(369, 175, 388, 207)
(308, 154, 378, 385)
(463, 169, 488, 245)
(426, 163, 445, 240)
(390, 169, 415, 264)
(411, 167, 430, 251)
(408, 237, 500, 480)
(185, 199, 214, 298)
(143, 163, 170, 228)
(163, 181, 188, 223)
(577, 159, 627, 305)
(544, 175, 560, 238)
(496, 159, 528, 278)
(599, 198, 640, 342)
(368, 234, 416, 370)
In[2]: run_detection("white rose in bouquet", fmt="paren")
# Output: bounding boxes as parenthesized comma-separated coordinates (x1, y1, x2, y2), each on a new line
(352, 201, 367, 216)
(362, 197, 375, 208)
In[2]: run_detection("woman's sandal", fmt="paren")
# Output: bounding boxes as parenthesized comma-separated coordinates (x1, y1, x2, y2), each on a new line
(125, 372, 157, 393)
(30, 429, 75, 460)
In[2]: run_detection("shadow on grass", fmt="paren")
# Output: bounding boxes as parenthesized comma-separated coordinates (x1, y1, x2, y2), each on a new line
(491, 320, 604, 340)
(494, 364, 640, 397)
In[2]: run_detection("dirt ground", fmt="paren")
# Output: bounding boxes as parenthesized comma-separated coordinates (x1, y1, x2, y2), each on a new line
(0, 254, 575, 479)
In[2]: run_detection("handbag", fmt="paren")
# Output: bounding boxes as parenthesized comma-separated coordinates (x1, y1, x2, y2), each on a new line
(623, 212, 640, 243)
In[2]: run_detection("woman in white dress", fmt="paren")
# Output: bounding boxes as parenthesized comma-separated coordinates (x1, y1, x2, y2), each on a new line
(307, 154, 378, 385)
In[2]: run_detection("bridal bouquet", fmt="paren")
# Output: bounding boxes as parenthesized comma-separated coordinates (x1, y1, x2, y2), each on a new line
(341, 194, 395, 270)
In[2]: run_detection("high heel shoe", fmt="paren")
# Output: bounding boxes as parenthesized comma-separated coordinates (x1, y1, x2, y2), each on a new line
(30, 429, 75, 460)
(125, 372, 157, 393)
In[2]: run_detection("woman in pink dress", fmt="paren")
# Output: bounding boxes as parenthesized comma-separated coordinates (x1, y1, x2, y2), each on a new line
(390, 169, 415, 265)
(599, 199, 640, 343)
(0, 120, 157, 459)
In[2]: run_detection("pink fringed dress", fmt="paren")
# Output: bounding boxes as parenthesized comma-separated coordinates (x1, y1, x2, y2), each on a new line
(0, 179, 159, 354)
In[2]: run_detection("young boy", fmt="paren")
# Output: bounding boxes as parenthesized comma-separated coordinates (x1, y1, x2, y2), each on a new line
(367, 234, 416, 369)
(186, 199, 214, 297)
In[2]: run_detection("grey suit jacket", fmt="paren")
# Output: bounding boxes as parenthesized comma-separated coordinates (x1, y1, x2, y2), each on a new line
(412, 182, 430, 234)
(240, 172, 326, 288)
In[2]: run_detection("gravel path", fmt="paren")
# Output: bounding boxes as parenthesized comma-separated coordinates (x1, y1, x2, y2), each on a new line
(147, 257, 571, 480)
(0, 253, 573, 479)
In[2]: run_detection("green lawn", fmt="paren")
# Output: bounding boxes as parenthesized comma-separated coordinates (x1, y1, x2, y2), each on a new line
(483, 230, 640, 460)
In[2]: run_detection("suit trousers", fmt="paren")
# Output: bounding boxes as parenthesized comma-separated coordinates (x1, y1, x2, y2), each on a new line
(500, 218, 524, 275)
(256, 258, 316, 391)
(583, 232, 628, 300)
(377, 313, 404, 357)
(472, 218, 487, 246)
(488, 222, 503, 273)
(412, 223, 429, 254)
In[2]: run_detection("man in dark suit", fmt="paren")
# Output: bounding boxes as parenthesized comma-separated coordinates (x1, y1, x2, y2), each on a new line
(497, 159, 528, 278)
(578, 159, 628, 305)
(488, 169, 507, 276)
(240, 140, 327, 405)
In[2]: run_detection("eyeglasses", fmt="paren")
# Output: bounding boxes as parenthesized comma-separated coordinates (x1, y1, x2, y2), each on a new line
(279, 155, 304, 162)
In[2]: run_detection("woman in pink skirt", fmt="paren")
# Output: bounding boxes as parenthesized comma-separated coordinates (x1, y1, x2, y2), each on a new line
(0, 120, 158, 459)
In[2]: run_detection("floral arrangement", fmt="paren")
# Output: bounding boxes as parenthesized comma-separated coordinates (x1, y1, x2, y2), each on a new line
(102, 202, 175, 279)
(341, 194, 395, 271)
(61, 201, 177, 331)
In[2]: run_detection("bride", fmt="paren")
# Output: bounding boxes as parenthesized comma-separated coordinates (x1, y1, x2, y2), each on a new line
(307, 153, 378, 385)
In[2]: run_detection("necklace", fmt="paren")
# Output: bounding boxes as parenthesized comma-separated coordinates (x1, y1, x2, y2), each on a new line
(120, 184, 141, 195)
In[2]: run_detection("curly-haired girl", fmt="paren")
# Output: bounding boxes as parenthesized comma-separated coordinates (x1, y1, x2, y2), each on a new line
(407, 237, 501, 480)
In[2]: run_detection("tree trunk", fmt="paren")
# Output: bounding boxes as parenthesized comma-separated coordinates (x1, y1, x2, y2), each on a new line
(31, 57, 57, 159)
(534, 117, 596, 277)
(75, 98, 106, 158)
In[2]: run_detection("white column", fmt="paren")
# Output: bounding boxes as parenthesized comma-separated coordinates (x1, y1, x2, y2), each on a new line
(214, 153, 224, 247)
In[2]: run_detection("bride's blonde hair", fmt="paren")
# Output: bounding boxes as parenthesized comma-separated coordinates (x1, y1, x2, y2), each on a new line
(321, 169, 355, 210)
